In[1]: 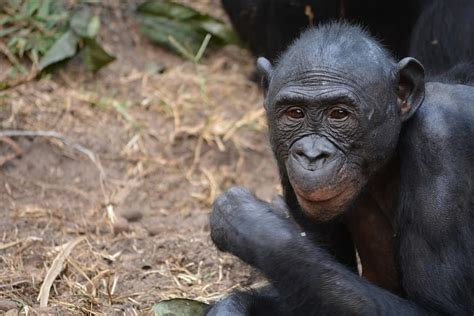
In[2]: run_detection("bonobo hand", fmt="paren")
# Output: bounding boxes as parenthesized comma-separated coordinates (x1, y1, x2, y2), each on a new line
(210, 187, 297, 265)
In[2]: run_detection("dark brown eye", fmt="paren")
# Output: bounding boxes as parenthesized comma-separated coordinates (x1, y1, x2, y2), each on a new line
(329, 108, 349, 121)
(285, 107, 305, 119)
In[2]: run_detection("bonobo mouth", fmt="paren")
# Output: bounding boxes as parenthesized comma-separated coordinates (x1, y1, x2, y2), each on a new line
(287, 161, 360, 222)
(293, 181, 359, 222)
(286, 152, 348, 199)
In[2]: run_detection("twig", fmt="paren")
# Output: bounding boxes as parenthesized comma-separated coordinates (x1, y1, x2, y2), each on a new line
(0, 236, 42, 251)
(195, 34, 212, 63)
(0, 137, 22, 156)
(0, 153, 16, 167)
(0, 136, 22, 166)
(168, 36, 195, 62)
(0, 42, 21, 68)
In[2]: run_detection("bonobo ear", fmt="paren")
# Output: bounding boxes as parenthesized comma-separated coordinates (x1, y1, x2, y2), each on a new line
(257, 57, 273, 97)
(395, 57, 425, 122)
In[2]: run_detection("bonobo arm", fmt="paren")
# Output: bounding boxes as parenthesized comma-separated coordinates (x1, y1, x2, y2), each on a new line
(208, 195, 356, 315)
(210, 188, 432, 315)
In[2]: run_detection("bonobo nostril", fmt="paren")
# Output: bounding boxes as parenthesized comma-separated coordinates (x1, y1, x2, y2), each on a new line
(295, 148, 331, 165)
(291, 136, 335, 169)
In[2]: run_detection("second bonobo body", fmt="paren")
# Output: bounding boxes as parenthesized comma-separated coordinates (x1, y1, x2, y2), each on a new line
(208, 23, 474, 315)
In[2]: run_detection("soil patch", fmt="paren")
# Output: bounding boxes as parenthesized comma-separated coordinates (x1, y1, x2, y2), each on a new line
(0, 1, 280, 314)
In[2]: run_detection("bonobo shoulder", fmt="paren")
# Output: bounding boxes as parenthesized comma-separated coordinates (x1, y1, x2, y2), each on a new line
(404, 82, 474, 146)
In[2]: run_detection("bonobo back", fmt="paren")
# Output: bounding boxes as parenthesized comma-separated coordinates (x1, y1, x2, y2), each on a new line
(397, 81, 474, 234)
(405, 82, 474, 160)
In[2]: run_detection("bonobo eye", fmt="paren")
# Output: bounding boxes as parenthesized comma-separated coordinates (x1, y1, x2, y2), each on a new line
(285, 107, 305, 119)
(328, 108, 349, 121)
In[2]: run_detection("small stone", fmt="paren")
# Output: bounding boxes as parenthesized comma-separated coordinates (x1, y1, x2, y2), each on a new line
(113, 216, 130, 234)
(0, 300, 17, 312)
(145, 218, 161, 236)
(117, 208, 143, 222)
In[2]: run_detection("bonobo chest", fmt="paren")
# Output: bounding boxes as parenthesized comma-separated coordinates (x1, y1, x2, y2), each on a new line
(344, 194, 400, 294)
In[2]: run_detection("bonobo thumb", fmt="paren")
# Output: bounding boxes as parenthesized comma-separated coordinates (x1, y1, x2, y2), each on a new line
(209, 198, 230, 253)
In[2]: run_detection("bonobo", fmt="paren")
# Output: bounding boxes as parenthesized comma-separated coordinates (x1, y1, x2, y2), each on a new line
(208, 23, 474, 315)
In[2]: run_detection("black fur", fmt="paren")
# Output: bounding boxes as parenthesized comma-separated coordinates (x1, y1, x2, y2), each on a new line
(208, 23, 474, 315)
(221, 0, 421, 61)
(409, 0, 474, 77)
(221, 0, 340, 62)
(221, 0, 473, 78)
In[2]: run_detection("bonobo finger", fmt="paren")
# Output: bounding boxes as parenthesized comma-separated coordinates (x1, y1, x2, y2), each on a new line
(225, 186, 253, 200)
(209, 201, 230, 252)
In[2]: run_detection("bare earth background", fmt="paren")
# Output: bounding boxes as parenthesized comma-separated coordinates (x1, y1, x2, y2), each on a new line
(0, 0, 281, 314)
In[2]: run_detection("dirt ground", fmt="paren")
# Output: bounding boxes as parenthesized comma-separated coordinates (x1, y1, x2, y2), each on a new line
(0, 1, 280, 314)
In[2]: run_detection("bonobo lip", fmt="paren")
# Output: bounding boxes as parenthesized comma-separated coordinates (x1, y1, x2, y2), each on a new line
(287, 157, 351, 203)
(293, 182, 346, 203)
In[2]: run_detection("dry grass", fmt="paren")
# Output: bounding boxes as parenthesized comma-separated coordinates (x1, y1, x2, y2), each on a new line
(0, 1, 279, 314)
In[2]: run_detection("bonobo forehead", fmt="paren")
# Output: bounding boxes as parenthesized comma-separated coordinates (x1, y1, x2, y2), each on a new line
(268, 23, 395, 102)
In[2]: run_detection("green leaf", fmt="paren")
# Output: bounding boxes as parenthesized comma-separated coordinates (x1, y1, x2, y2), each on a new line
(70, 9, 100, 38)
(0, 82, 10, 90)
(7, 0, 22, 11)
(38, 30, 79, 70)
(0, 16, 12, 25)
(137, 0, 199, 20)
(137, 14, 206, 54)
(37, 0, 52, 19)
(152, 299, 208, 316)
(82, 38, 115, 73)
(196, 19, 240, 45)
(70, 8, 91, 38)
(0, 26, 19, 38)
(135, 0, 241, 59)
(23, 0, 41, 17)
(16, 37, 27, 57)
(87, 15, 100, 38)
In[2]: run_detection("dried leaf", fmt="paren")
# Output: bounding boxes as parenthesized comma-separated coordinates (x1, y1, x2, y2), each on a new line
(37, 237, 86, 308)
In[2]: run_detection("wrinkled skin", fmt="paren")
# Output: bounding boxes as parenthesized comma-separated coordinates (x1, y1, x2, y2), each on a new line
(208, 23, 474, 315)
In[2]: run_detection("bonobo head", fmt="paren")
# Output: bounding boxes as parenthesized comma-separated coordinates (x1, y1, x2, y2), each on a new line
(257, 23, 425, 222)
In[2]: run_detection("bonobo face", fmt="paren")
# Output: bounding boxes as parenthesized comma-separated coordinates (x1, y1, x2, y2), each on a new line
(257, 28, 424, 222)
(264, 68, 395, 221)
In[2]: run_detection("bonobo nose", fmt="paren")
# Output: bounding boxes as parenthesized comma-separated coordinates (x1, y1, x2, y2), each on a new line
(291, 135, 335, 170)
